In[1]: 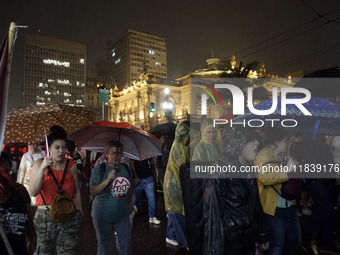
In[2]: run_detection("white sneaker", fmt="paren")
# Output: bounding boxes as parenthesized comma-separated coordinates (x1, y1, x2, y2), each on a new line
(297, 210, 303, 217)
(149, 217, 161, 224)
(166, 237, 178, 246)
(302, 208, 312, 216)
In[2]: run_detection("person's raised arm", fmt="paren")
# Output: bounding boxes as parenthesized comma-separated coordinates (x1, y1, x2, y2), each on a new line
(90, 167, 116, 197)
(29, 156, 52, 196)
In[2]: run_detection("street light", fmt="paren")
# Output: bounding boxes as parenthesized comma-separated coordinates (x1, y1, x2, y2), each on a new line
(162, 102, 173, 110)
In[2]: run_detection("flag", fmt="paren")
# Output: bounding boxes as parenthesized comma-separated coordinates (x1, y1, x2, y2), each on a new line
(0, 33, 9, 152)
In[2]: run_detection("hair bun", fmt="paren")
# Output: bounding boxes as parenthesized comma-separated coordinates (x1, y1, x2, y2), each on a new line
(50, 125, 67, 139)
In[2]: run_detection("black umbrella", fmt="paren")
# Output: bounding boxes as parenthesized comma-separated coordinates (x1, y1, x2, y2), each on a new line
(148, 122, 177, 138)
(293, 67, 340, 98)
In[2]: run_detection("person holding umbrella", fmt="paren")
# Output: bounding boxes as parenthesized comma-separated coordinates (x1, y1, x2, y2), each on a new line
(89, 140, 133, 255)
(29, 125, 83, 255)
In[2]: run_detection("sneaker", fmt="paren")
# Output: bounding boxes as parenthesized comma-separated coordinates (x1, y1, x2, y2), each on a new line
(319, 246, 340, 255)
(302, 208, 312, 216)
(166, 237, 178, 246)
(149, 217, 161, 224)
(300, 243, 319, 255)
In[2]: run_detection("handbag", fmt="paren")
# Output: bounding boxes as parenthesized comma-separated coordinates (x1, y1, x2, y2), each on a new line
(40, 160, 76, 222)
(261, 161, 302, 200)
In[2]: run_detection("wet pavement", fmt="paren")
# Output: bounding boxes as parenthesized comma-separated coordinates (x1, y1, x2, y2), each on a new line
(78, 191, 188, 255)
(78, 189, 340, 255)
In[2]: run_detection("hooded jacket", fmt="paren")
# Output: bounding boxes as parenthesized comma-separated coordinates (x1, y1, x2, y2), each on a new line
(217, 128, 267, 254)
(192, 118, 223, 162)
(163, 122, 190, 215)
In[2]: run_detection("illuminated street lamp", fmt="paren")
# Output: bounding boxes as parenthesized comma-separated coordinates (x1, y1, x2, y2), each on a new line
(163, 88, 174, 122)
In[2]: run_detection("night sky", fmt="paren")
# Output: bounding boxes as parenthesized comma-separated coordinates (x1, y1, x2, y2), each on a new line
(1, 0, 340, 110)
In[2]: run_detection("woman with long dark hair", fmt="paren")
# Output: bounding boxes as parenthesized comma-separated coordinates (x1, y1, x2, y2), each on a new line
(29, 125, 82, 255)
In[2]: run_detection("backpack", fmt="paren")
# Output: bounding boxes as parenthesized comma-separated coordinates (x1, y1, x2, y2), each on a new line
(40, 160, 76, 222)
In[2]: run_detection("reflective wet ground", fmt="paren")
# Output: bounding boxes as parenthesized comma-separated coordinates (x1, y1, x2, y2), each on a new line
(78, 191, 188, 255)
(78, 190, 340, 255)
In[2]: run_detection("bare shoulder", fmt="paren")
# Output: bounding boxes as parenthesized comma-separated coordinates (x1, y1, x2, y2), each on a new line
(69, 163, 78, 175)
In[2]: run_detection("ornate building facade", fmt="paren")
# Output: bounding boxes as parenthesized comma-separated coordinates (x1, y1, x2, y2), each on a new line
(108, 57, 295, 128)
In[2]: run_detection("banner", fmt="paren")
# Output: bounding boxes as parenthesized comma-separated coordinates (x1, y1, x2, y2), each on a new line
(0, 33, 9, 152)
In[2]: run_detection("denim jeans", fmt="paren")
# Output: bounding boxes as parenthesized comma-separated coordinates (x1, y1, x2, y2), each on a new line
(132, 175, 156, 218)
(93, 214, 131, 255)
(166, 212, 188, 248)
(302, 179, 335, 249)
(265, 206, 301, 255)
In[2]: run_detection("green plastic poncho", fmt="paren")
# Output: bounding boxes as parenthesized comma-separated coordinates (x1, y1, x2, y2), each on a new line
(192, 118, 223, 162)
(163, 121, 190, 215)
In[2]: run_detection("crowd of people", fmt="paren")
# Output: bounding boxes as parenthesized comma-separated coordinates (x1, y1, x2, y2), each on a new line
(0, 120, 340, 255)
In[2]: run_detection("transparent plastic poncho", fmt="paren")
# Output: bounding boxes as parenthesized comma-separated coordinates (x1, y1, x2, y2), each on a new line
(163, 122, 190, 215)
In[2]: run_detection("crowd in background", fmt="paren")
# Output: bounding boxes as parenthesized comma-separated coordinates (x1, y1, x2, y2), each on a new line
(0, 119, 340, 255)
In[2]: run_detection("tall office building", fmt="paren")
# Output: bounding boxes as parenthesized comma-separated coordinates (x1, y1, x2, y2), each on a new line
(107, 29, 167, 89)
(24, 33, 86, 106)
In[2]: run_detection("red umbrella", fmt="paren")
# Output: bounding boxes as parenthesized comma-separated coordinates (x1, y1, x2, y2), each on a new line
(70, 121, 162, 160)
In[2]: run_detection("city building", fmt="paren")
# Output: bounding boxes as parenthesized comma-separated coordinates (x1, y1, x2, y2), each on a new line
(108, 56, 294, 128)
(85, 70, 110, 121)
(108, 73, 187, 130)
(24, 33, 86, 107)
(107, 29, 167, 90)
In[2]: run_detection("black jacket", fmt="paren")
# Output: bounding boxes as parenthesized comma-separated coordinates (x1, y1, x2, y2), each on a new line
(217, 158, 268, 255)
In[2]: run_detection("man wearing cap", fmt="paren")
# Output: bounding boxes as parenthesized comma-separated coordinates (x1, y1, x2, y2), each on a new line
(17, 140, 45, 204)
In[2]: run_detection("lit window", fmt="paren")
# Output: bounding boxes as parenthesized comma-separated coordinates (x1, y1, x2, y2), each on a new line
(112, 49, 116, 57)
(57, 79, 70, 85)
(115, 58, 121, 64)
(64, 99, 70, 103)
(47, 98, 51, 102)
(64, 92, 71, 97)
(39, 83, 43, 87)
(76, 99, 82, 104)
(47, 79, 55, 83)
(43, 59, 70, 67)
(149, 50, 155, 55)
(80, 59, 84, 64)
(155, 62, 161, 66)
(44, 91, 51, 95)
(36, 102, 45, 105)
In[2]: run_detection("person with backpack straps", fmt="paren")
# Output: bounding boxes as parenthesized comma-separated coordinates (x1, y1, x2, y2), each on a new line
(254, 128, 301, 255)
(90, 140, 133, 255)
(29, 125, 83, 255)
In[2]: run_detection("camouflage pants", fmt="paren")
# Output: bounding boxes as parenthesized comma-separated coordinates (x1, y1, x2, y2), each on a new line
(34, 209, 82, 255)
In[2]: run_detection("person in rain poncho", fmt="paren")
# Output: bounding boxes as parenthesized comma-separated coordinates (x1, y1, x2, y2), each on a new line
(192, 118, 223, 162)
(163, 121, 199, 248)
(214, 127, 269, 255)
